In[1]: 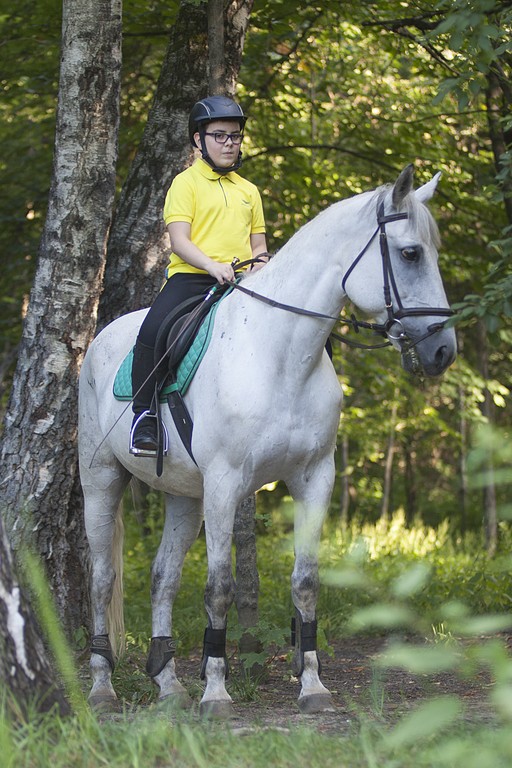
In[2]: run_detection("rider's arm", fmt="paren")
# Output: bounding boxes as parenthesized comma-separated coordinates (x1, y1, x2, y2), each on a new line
(249, 232, 270, 272)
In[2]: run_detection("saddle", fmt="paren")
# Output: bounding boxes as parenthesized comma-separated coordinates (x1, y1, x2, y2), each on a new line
(114, 283, 234, 473)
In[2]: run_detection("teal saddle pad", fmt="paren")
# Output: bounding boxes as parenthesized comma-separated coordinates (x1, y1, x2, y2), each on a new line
(113, 300, 221, 401)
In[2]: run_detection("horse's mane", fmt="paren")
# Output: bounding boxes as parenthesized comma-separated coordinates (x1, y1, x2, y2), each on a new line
(258, 180, 441, 273)
(370, 184, 441, 249)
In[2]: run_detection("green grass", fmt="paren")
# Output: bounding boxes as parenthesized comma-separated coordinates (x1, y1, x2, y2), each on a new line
(4, 508, 512, 767)
(3, 697, 512, 768)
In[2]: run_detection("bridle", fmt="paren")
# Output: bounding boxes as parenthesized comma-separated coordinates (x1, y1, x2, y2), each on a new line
(231, 201, 453, 358)
(340, 201, 453, 354)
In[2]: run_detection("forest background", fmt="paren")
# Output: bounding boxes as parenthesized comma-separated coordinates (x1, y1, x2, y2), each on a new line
(1, 2, 512, 755)
(1, 0, 511, 559)
(0, 0, 512, 547)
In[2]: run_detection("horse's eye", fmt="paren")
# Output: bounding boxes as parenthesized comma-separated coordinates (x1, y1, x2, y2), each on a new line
(401, 246, 419, 263)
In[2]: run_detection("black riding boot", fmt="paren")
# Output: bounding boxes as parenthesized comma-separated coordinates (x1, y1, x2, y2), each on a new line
(130, 339, 158, 455)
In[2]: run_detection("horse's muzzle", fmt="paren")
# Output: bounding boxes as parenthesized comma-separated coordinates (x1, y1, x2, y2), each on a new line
(401, 326, 457, 377)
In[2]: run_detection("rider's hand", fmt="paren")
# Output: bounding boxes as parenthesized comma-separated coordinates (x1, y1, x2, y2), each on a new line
(208, 261, 235, 285)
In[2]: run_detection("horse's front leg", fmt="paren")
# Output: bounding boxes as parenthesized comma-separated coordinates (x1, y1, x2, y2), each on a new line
(199, 486, 237, 718)
(288, 466, 336, 714)
(147, 494, 203, 708)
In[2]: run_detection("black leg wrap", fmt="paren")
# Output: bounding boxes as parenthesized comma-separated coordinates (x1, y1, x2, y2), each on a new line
(90, 634, 115, 673)
(200, 626, 229, 681)
(291, 611, 321, 677)
(145, 636, 176, 678)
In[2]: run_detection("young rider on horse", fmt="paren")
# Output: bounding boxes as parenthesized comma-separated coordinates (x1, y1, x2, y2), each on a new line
(130, 96, 269, 456)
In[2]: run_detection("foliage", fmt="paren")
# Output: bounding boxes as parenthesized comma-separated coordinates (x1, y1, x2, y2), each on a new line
(1, 0, 511, 540)
(4, 506, 512, 765)
(123, 491, 512, 653)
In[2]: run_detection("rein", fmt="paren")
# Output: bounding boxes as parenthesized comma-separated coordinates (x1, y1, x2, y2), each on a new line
(231, 202, 453, 353)
(230, 279, 391, 350)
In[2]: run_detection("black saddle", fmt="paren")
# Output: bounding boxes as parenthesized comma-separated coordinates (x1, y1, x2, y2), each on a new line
(153, 290, 218, 378)
(150, 285, 229, 473)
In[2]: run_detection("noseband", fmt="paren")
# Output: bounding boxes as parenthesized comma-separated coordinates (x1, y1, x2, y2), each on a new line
(341, 202, 453, 356)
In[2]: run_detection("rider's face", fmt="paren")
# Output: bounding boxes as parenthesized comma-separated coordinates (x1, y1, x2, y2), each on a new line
(195, 119, 243, 169)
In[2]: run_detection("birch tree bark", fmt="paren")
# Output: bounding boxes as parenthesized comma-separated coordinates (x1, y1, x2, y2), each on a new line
(0, 515, 70, 717)
(0, 0, 122, 635)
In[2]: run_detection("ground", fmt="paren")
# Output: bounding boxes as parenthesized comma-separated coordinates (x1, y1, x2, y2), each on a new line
(110, 635, 497, 733)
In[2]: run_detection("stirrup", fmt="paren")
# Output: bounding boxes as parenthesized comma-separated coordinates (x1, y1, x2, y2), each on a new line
(129, 410, 169, 458)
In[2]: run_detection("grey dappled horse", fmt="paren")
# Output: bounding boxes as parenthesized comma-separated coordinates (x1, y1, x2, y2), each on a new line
(78, 165, 457, 717)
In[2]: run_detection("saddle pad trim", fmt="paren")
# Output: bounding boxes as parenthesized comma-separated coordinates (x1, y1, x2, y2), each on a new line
(113, 299, 222, 402)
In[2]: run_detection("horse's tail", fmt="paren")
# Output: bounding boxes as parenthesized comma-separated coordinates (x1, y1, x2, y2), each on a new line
(107, 499, 125, 659)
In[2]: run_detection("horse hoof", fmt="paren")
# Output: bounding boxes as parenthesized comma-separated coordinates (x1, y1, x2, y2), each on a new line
(199, 699, 235, 720)
(298, 693, 335, 714)
(88, 694, 122, 714)
(158, 691, 193, 711)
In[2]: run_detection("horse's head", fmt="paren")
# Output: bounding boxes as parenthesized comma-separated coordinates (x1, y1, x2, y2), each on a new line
(343, 164, 457, 377)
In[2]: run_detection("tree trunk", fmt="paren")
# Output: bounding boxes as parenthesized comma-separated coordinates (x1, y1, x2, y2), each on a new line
(210, 0, 261, 657)
(97, 2, 259, 650)
(97, 1, 211, 326)
(0, 515, 70, 718)
(0, 0, 122, 636)
(403, 435, 417, 524)
(477, 321, 498, 556)
(233, 495, 260, 632)
(381, 390, 398, 520)
(458, 385, 468, 533)
(485, 69, 512, 225)
(208, 0, 226, 95)
(98, 0, 254, 327)
(340, 434, 350, 527)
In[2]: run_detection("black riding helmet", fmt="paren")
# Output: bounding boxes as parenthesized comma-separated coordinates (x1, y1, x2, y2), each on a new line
(188, 96, 247, 174)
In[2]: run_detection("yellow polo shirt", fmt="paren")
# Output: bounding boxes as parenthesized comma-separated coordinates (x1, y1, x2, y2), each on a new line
(163, 158, 266, 278)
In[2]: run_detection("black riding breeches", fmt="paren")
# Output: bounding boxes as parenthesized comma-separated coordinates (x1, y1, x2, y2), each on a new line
(136, 273, 218, 348)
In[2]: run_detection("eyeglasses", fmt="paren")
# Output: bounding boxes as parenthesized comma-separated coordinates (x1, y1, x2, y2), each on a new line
(204, 131, 244, 145)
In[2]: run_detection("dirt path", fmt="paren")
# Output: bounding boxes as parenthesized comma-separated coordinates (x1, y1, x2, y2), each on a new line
(165, 635, 496, 733)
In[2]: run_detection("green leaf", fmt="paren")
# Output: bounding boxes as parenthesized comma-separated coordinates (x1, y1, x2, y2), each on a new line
(349, 604, 415, 631)
(391, 562, 431, 598)
(454, 614, 512, 636)
(377, 643, 460, 674)
(385, 696, 462, 748)
(322, 567, 372, 590)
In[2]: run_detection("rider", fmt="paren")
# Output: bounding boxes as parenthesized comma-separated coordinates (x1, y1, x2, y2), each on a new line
(130, 95, 269, 456)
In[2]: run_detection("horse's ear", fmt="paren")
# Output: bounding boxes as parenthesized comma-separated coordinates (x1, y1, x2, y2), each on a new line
(415, 172, 442, 204)
(392, 164, 414, 209)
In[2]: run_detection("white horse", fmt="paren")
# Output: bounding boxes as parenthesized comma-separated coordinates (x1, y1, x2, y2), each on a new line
(78, 165, 457, 717)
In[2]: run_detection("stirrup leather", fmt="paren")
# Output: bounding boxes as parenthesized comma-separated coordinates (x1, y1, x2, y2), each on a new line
(129, 410, 169, 458)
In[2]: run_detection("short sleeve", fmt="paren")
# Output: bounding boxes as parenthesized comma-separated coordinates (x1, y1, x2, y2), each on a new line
(163, 171, 196, 225)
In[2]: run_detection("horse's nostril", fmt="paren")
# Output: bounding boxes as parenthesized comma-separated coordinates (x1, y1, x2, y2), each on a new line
(435, 344, 455, 371)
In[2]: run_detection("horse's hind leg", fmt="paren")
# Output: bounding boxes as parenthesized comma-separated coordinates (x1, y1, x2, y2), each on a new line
(83, 467, 130, 712)
(147, 494, 203, 708)
(288, 469, 336, 714)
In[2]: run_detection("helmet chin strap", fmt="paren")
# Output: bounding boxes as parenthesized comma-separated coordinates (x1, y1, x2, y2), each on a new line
(198, 130, 243, 174)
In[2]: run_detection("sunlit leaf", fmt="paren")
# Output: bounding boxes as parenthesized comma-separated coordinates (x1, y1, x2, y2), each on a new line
(391, 563, 431, 598)
(385, 696, 462, 748)
(349, 604, 415, 631)
(377, 642, 460, 674)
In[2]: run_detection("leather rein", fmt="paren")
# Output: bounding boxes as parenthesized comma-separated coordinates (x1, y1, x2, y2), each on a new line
(230, 201, 453, 353)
